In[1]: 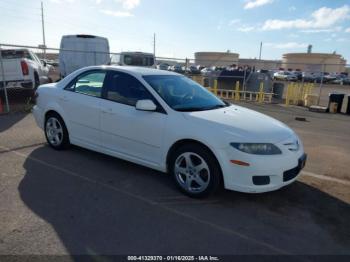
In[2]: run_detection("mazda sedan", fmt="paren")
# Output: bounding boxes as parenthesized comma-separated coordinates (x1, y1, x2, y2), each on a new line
(33, 66, 306, 197)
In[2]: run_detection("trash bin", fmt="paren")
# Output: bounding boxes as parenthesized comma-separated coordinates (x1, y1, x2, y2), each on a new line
(346, 95, 350, 115)
(273, 83, 284, 99)
(328, 93, 345, 113)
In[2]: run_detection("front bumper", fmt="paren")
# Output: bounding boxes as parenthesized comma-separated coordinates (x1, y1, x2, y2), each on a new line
(32, 105, 44, 130)
(218, 141, 306, 193)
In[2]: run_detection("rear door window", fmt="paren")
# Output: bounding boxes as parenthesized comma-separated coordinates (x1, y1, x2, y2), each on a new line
(65, 71, 106, 98)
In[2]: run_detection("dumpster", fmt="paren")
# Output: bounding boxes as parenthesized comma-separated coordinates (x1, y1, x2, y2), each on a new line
(328, 93, 345, 113)
(273, 83, 284, 99)
(347, 95, 350, 115)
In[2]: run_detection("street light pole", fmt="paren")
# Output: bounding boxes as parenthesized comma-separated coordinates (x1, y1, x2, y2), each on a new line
(259, 41, 262, 60)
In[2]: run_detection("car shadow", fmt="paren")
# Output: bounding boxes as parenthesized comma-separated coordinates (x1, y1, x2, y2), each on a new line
(18, 146, 350, 256)
(0, 112, 28, 132)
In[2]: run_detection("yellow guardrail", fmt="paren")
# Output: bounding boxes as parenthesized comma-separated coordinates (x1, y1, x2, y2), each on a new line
(234, 81, 240, 101)
(190, 75, 274, 103)
(285, 82, 314, 106)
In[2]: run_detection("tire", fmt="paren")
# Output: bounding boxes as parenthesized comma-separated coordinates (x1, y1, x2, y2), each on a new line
(34, 73, 40, 88)
(169, 143, 222, 198)
(44, 112, 70, 150)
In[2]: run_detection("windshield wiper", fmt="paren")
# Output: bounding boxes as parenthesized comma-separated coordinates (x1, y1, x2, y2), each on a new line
(176, 107, 207, 112)
(202, 104, 227, 110)
(176, 104, 227, 112)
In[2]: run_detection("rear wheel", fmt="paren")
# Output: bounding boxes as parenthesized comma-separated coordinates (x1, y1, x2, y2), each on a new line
(45, 113, 70, 150)
(169, 143, 222, 198)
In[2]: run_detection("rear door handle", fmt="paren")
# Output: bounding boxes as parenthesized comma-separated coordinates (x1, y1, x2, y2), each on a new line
(101, 107, 113, 114)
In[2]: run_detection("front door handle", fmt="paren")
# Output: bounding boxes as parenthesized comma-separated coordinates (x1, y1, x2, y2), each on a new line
(101, 107, 113, 114)
(59, 96, 69, 102)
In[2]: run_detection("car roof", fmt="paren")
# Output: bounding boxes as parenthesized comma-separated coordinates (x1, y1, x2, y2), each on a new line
(84, 65, 180, 76)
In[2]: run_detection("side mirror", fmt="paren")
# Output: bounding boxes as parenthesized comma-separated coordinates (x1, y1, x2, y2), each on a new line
(135, 99, 157, 111)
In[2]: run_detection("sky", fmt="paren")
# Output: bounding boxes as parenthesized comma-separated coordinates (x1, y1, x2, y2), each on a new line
(1, 0, 350, 62)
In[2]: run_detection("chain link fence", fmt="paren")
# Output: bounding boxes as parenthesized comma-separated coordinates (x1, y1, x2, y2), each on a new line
(1, 43, 349, 114)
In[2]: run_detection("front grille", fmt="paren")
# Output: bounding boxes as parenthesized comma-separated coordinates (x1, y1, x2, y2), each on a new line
(283, 154, 307, 182)
(252, 176, 270, 185)
(283, 166, 300, 182)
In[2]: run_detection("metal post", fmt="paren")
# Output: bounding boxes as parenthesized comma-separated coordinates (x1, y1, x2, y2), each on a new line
(41, 1, 47, 60)
(317, 64, 324, 105)
(243, 67, 247, 93)
(0, 45, 10, 113)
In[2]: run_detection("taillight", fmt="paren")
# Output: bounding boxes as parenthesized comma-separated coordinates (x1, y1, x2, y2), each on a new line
(21, 60, 29, 75)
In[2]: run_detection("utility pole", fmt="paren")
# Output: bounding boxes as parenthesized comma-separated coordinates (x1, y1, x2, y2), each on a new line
(153, 33, 156, 66)
(41, 1, 46, 60)
(153, 33, 156, 57)
(259, 41, 262, 60)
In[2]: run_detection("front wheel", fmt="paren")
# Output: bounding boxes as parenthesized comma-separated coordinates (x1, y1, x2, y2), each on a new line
(169, 144, 222, 198)
(45, 113, 70, 150)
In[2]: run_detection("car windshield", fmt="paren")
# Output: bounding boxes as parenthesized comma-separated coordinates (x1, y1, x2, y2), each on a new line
(143, 75, 228, 112)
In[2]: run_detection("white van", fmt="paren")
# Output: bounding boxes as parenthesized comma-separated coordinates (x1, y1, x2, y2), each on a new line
(110, 52, 155, 67)
(59, 35, 110, 78)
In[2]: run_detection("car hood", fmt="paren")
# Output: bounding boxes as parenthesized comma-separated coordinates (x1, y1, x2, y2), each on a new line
(183, 105, 295, 143)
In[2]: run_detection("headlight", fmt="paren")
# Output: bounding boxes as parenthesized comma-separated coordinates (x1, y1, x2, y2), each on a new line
(230, 143, 282, 155)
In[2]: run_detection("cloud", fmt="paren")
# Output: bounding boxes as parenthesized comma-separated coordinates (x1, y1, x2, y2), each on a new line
(228, 19, 241, 26)
(287, 33, 299, 38)
(101, 0, 140, 17)
(336, 38, 349, 42)
(346, 27, 350, 32)
(237, 26, 255, 32)
(100, 9, 134, 17)
(115, 0, 140, 10)
(262, 5, 350, 30)
(301, 26, 343, 33)
(49, 0, 75, 3)
(244, 0, 274, 10)
(265, 42, 308, 49)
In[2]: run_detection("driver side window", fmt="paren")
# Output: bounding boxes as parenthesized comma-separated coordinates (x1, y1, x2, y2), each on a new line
(104, 71, 153, 106)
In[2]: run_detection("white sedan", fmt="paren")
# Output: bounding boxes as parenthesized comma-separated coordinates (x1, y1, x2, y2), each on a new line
(33, 66, 306, 197)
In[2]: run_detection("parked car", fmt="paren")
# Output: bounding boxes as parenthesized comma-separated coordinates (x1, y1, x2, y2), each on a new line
(292, 71, 303, 81)
(172, 64, 185, 73)
(33, 66, 306, 197)
(342, 77, 350, 85)
(302, 72, 315, 83)
(157, 63, 170, 71)
(189, 65, 201, 74)
(273, 71, 297, 81)
(111, 52, 155, 68)
(59, 34, 110, 78)
(323, 73, 336, 83)
(200, 66, 216, 77)
(0, 48, 51, 92)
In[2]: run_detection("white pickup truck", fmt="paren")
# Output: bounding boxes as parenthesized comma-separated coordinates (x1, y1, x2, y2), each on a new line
(0, 49, 51, 92)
